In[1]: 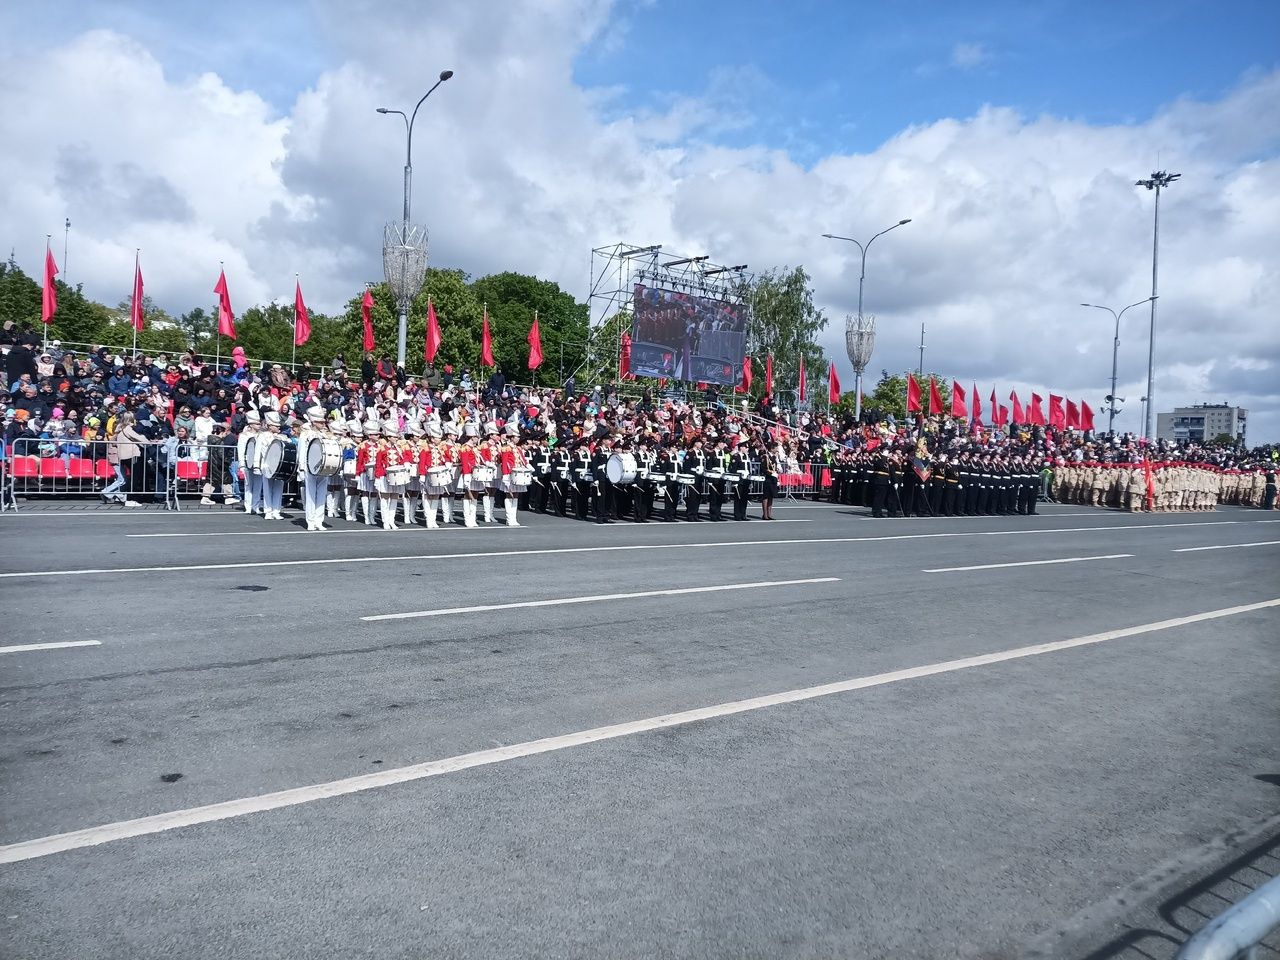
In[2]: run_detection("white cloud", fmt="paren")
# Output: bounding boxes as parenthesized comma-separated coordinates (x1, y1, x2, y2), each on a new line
(1, 2, 1277, 441)
(949, 42, 989, 70)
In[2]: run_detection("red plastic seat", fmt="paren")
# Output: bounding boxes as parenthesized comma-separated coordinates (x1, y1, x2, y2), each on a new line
(95, 460, 115, 479)
(68, 458, 97, 479)
(39, 458, 68, 479)
(11, 456, 39, 478)
(175, 460, 208, 481)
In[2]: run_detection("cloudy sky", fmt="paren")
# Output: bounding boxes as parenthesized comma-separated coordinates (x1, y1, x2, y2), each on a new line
(2, 0, 1277, 440)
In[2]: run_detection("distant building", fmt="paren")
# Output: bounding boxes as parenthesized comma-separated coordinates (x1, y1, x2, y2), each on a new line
(1156, 404, 1248, 445)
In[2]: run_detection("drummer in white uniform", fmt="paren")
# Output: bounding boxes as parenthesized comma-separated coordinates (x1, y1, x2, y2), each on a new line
(356, 420, 380, 526)
(421, 420, 450, 529)
(325, 419, 347, 521)
(376, 419, 404, 531)
(297, 407, 329, 532)
(237, 409, 262, 516)
(499, 419, 528, 527)
(258, 410, 285, 520)
(402, 420, 425, 527)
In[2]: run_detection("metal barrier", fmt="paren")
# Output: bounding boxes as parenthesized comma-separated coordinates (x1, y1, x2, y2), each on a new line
(1173, 872, 1280, 959)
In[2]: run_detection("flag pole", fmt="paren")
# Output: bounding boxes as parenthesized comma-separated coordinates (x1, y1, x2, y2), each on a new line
(131, 249, 140, 358)
(215, 260, 223, 373)
(292, 273, 299, 372)
(44, 234, 52, 352)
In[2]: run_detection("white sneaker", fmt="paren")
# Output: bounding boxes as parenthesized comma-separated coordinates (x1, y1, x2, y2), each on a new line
(123, 500, 140, 507)
(200, 497, 216, 505)
(225, 497, 240, 505)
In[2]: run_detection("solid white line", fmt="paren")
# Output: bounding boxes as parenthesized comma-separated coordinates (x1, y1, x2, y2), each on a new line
(923, 554, 1134, 573)
(0, 520, 1247, 580)
(363, 577, 840, 622)
(3, 596, 1275, 865)
(0, 640, 101, 654)
(125, 527, 526, 539)
(1173, 541, 1280, 553)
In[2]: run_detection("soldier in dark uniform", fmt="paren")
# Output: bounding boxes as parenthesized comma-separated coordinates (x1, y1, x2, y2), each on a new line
(633, 439, 657, 522)
(549, 444, 573, 516)
(684, 438, 708, 521)
(961, 453, 980, 516)
(526, 441, 550, 513)
(870, 451, 892, 518)
(707, 441, 728, 521)
(590, 440, 614, 523)
(657, 444, 680, 521)
(927, 455, 946, 516)
(729, 446, 752, 520)
(942, 455, 961, 516)
(572, 443, 593, 520)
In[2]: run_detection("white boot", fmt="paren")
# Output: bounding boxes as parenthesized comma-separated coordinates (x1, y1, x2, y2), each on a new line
(506, 496, 520, 527)
(345, 493, 356, 522)
(464, 498, 478, 528)
(385, 499, 399, 530)
(442, 495, 453, 525)
(361, 495, 375, 526)
(404, 495, 417, 525)
(425, 497, 439, 529)
(482, 495, 494, 524)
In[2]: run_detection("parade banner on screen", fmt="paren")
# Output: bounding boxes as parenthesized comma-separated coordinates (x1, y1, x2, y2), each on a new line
(629, 284, 748, 386)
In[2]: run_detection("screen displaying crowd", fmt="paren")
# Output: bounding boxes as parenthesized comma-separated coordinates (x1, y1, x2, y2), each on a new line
(629, 284, 748, 386)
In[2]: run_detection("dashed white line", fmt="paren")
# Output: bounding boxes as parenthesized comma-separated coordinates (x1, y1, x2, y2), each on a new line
(2, 596, 1275, 865)
(1173, 541, 1280, 553)
(363, 577, 840, 622)
(0, 640, 102, 654)
(923, 554, 1134, 573)
(0, 520, 1249, 580)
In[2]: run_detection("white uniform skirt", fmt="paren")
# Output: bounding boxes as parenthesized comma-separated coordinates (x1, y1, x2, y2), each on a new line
(456, 470, 474, 495)
(424, 467, 455, 496)
(357, 467, 376, 494)
(503, 473, 528, 494)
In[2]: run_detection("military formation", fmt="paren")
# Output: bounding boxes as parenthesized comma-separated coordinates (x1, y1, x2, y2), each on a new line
(1046, 460, 1276, 511)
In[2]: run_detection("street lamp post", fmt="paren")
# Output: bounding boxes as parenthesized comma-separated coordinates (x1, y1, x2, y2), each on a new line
(377, 69, 454, 366)
(822, 218, 911, 420)
(1079, 297, 1156, 436)
(1135, 170, 1179, 440)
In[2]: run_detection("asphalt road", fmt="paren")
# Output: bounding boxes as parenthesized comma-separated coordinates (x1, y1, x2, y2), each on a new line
(1, 501, 1278, 959)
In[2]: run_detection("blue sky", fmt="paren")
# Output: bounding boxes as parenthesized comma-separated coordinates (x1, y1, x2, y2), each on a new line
(573, 0, 1280, 163)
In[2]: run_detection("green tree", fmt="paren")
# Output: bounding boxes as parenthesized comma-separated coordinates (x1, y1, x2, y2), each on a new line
(0, 256, 40, 329)
(470, 271, 589, 387)
(867, 369, 955, 421)
(175, 307, 216, 350)
(735, 265, 829, 404)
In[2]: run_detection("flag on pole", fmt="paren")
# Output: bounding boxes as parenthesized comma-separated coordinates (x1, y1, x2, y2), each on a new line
(738, 355, 753, 394)
(1010, 391, 1024, 424)
(989, 388, 997, 423)
(998, 404, 1009, 427)
(41, 248, 59, 325)
(361, 288, 375, 352)
(798, 356, 806, 402)
(619, 331, 632, 379)
(214, 269, 236, 339)
(950, 380, 967, 419)
(928, 378, 944, 415)
(1065, 398, 1080, 430)
(1029, 393, 1046, 426)
(424, 297, 442, 363)
(828, 362, 840, 405)
(293, 281, 311, 347)
(480, 305, 495, 367)
(1048, 394, 1065, 429)
(527, 312, 543, 370)
(1080, 400, 1095, 432)
(972, 383, 983, 426)
(130, 256, 145, 332)
(765, 355, 774, 396)
(907, 373, 922, 413)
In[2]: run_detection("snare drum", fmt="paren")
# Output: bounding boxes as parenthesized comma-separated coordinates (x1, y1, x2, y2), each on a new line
(472, 463, 498, 485)
(386, 464, 412, 487)
(512, 466, 535, 487)
(606, 452, 638, 485)
(676, 473, 697, 486)
(306, 436, 344, 476)
(426, 465, 453, 489)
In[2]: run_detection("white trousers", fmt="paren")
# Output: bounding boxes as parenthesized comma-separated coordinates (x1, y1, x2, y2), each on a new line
(302, 473, 327, 528)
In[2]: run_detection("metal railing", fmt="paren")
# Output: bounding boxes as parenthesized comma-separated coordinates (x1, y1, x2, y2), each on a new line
(1173, 873, 1280, 959)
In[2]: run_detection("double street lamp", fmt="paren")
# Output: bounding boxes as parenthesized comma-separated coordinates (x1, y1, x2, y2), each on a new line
(822, 219, 911, 420)
(1135, 170, 1179, 440)
(376, 69, 454, 366)
(1079, 297, 1156, 437)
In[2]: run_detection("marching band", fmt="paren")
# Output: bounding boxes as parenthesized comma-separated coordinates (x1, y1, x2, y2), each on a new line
(236, 405, 778, 531)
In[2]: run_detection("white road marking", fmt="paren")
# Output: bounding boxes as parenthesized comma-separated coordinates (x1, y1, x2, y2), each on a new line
(2, 596, 1275, 866)
(126, 527, 525, 539)
(0, 520, 1250, 580)
(923, 554, 1134, 573)
(363, 577, 840, 622)
(0, 640, 102, 655)
(1173, 541, 1280, 553)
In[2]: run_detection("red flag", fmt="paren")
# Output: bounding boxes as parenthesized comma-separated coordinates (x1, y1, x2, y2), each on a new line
(480, 306, 495, 367)
(1065, 398, 1079, 429)
(1010, 391, 1024, 424)
(1080, 400, 1095, 432)
(765, 355, 774, 395)
(828, 362, 841, 405)
(971, 383, 982, 425)
(907, 373, 922, 412)
(619, 331, 632, 379)
(130, 256, 145, 332)
(214, 269, 236, 339)
(293, 281, 311, 347)
(998, 404, 1009, 427)
(950, 380, 967, 418)
(527, 312, 543, 370)
(1029, 393, 1046, 426)
(798, 356, 806, 402)
(361, 288, 375, 352)
(424, 297, 442, 363)
(737, 355, 752, 394)
(1048, 394, 1065, 429)
(928, 378, 944, 415)
(41, 248, 59, 325)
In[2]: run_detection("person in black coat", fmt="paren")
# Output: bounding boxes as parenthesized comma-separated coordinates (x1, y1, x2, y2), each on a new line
(5, 342, 38, 384)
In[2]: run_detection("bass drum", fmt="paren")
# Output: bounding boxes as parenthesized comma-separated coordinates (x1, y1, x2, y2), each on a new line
(244, 436, 258, 472)
(262, 437, 298, 479)
(606, 452, 638, 485)
(306, 436, 344, 476)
